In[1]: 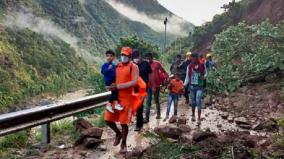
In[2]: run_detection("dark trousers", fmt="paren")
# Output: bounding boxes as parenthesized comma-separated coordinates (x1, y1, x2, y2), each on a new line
(136, 104, 144, 128)
(109, 90, 118, 102)
(145, 87, 161, 120)
(106, 82, 118, 103)
(184, 84, 189, 102)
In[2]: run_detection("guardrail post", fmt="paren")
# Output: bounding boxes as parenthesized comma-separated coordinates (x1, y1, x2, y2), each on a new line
(41, 122, 50, 144)
(40, 100, 51, 144)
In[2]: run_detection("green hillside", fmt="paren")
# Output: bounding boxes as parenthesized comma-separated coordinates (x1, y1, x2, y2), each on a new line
(0, 0, 191, 113)
(0, 27, 93, 113)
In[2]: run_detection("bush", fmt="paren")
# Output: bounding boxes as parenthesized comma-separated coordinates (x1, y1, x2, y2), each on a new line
(210, 21, 284, 93)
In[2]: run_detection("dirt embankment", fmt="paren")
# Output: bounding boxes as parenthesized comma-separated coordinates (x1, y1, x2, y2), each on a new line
(245, 0, 284, 25)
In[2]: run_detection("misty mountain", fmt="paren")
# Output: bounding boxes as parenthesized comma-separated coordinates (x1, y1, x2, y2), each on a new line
(1, 0, 194, 57)
(0, 0, 194, 112)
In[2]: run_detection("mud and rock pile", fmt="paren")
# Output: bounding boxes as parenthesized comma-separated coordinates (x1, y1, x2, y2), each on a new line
(73, 118, 104, 148)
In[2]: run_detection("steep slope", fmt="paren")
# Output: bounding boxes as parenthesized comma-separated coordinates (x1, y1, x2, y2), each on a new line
(244, 0, 284, 24)
(192, 0, 284, 53)
(0, 27, 92, 113)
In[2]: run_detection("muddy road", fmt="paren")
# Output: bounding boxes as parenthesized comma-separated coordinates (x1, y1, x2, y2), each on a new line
(25, 96, 275, 159)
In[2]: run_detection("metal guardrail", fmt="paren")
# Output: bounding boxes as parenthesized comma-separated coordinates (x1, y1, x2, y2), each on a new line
(0, 92, 111, 142)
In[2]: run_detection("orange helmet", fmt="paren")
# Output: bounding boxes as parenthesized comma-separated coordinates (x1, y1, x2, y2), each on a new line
(121, 47, 133, 56)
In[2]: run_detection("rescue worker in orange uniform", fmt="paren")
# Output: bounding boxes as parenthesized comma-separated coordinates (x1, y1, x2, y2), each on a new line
(104, 47, 140, 154)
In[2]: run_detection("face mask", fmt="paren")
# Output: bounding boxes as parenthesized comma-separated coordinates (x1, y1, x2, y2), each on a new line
(121, 56, 129, 63)
(133, 59, 139, 63)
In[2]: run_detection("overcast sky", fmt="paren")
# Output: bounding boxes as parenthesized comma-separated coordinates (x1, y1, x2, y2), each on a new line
(157, 0, 240, 26)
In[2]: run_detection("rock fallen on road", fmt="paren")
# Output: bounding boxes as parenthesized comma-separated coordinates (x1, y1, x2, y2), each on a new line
(192, 131, 217, 143)
(177, 117, 187, 125)
(252, 119, 278, 131)
(234, 117, 251, 125)
(73, 119, 104, 148)
(178, 124, 191, 133)
(154, 125, 182, 139)
(83, 138, 102, 148)
(238, 123, 252, 129)
(74, 118, 93, 132)
(169, 116, 178, 124)
(125, 146, 146, 159)
(81, 127, 103, 139)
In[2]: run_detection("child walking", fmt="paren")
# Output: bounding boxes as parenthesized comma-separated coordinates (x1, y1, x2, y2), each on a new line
(101, 50, 123, 113)
(164, 73, 185, 121)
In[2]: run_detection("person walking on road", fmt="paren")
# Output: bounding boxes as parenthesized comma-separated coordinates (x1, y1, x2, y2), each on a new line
(184, 53, 206, 126)
(144, 52, 168, 122)
(164, 73, 185, 121)
(179, 52, 192, 104)
(132, 50, 152, 131)
(104, 47, 139, 153)
(170, 54, 183, 75)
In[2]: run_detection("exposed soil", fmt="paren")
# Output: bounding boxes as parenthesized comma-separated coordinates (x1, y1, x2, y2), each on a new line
(212, 80, 284, 122)
(245, 0, 284, 25)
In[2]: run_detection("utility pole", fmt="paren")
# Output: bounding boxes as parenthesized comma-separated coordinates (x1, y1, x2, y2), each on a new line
(179, 38, 181, 53)
(164, 17, 168, 52)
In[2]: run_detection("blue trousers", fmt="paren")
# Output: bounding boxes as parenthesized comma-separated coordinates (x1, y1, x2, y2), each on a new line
(190, 85, 203, 110)
(166, 93, 179, 116)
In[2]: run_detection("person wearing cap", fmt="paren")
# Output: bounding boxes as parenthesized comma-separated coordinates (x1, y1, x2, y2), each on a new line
(144, 52, 169, 122)
(132, 50, 152, 131)
(205, 53, 216, 70)
(178, 52, 192, 104)
(104, 46, 139, 153)
(184, 53, 206, 126)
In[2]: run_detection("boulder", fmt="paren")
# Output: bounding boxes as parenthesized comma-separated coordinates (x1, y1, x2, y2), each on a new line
(83, 138, 102, 148)
(81, 127, 103, 139)
(154, 125, 182, 139)
(74, 118, 93, 133)
(192, 131, 217, 143)
(257, 139, 272, 148)
(234, 117, 251, 125)
(177, 117, 187, 125)
(252, 119, 278, 131)
(169, 116, 178, 124)
(125, 146, 146, 159)
(180, 134, 191, 143)
(178, 124, 191, 133)
(238, 124, 252, 129)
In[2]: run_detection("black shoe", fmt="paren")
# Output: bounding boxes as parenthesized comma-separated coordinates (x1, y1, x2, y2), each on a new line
(134, 127, 142, 132)
(143, 119, 149, 123)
